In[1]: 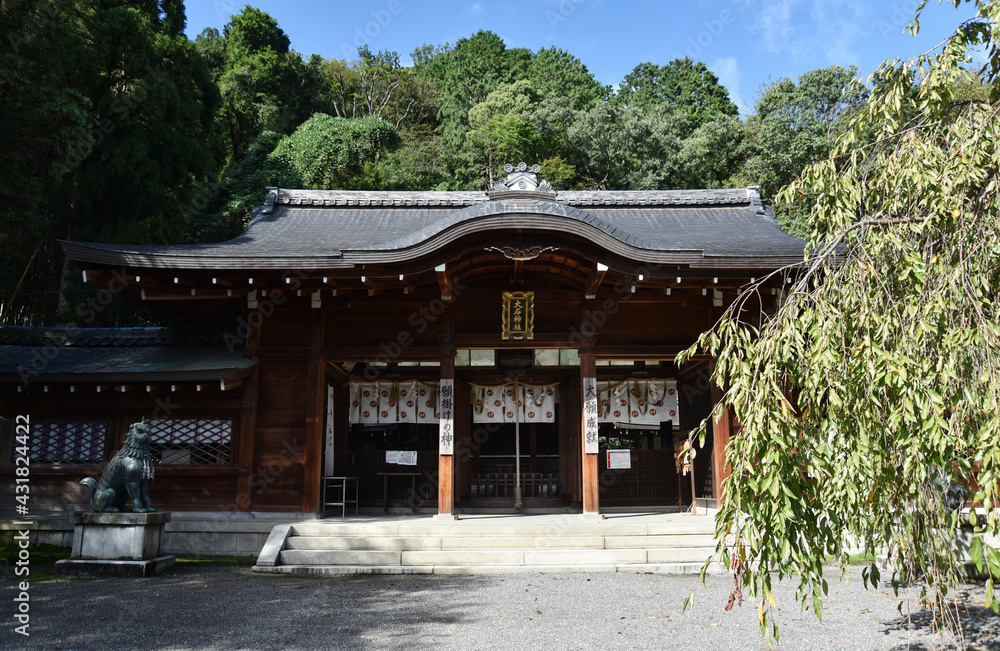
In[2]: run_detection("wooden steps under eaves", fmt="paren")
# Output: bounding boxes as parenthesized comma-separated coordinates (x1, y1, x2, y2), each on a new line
(252, 513, 727, 576)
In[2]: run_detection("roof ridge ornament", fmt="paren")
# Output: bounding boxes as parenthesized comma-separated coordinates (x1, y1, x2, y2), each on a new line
(262, 187, 278, 215)
(746, 186, 767, 215)
(488, 162, 557, 201)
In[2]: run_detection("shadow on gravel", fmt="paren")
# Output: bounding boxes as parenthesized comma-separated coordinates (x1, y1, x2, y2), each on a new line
(11, 563, 501, 649)
(883, 587, 999, 651)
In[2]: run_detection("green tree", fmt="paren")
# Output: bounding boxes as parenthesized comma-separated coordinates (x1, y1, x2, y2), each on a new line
(268, 113, 402, 189)
(679, 0, 1000, 643)
(320, 46, 438, 130)
(558, 101, 689, 190)
(678, 115, 746, 188)
(416, 31, 531, 188)
(217, 7, 320, 160)
(525, 47, 608, 110)
(365, 124, 449, 191)
(193, 27, 226, 81)
(0, 0, 220, 325)
(612, 58, 738, 133)
(742, 65, 868, 236)
(423, 30, 529, 133)
(466, 80, 544, 187)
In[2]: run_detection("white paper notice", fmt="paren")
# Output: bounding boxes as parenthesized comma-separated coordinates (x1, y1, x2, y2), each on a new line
(397, 451, 417, 466)
(386, 450, 399, 464)
(607, 450, 631, 470)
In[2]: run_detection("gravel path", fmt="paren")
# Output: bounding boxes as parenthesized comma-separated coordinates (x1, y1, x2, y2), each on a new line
(3, 565, 997, 650)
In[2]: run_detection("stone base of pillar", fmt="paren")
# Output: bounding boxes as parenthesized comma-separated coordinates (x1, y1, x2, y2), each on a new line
(578, 512, 605, 521)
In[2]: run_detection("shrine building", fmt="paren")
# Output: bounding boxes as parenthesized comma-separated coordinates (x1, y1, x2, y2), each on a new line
(0, 164, 805, 517)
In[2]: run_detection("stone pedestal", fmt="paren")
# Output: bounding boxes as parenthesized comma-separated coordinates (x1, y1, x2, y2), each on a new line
(56, 512, 174, 577)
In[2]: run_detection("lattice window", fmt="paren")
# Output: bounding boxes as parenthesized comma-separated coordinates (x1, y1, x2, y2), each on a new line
(14, 418, 107, 464)
(148, 419, 232, 465)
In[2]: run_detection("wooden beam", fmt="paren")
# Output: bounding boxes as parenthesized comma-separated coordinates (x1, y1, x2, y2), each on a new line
(250, 346, 446, 361)
(512, 259, 524, 284)
(141, 288, 238, 301)
(447, 334, 595, 349)
(435, 264, 453, 301)
(220, 378, 244, 391)
(583, 263, 608, 299)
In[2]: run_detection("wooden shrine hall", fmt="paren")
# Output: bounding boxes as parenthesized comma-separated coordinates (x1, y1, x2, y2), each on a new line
(1, 164, 805, 516)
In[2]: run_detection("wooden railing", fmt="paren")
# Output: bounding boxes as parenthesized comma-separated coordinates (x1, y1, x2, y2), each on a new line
(470, 473, 559, 498)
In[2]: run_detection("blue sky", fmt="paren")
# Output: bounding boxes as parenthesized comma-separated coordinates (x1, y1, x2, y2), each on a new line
(184, 0, 977, 113)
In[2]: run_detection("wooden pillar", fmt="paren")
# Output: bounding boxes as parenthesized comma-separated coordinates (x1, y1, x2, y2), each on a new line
(236, 319, 261, 512)
(580, 353, 599, 514)
(710, 363, 732, 504)
(438, 355, 455, 515)
(302, 308, 325, 513)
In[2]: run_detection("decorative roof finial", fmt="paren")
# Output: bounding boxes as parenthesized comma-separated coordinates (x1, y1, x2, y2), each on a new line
(489, 162, 556, 201)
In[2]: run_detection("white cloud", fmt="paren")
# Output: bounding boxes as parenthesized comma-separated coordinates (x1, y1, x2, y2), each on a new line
(463, 2, 485, 18)
(753, 0, 797, 55)
(749, 0, 870, 65)
(710, 57, 749, 116)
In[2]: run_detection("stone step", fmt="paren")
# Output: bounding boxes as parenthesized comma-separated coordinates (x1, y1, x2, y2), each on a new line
(288, 521, 715, 539)
(282, 533, 718, 551)
(254, 561, 730, 576)
(279, 549, 403, 566)
(277, 546, 716, 567)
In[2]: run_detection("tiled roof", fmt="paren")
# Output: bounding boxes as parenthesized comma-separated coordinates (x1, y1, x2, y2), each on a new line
(0, 327, 254, 384)
(0, 327, 221, 347)
(60, 187, 805, 270)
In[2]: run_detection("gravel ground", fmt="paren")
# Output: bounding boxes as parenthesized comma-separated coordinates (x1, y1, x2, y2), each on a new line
(2, 564, 997, 650)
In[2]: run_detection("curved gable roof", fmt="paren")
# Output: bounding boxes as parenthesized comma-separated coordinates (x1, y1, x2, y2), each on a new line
(60, 187, 805, 270)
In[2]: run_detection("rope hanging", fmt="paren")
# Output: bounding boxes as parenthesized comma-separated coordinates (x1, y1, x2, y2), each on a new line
(514, 377, 523, 511)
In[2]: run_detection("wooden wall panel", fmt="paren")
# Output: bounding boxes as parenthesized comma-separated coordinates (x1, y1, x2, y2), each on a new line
(324, 288, 445, 349)
(259, 306, 312, 347)
(250, 359, 310, 509)
(597, 293, 717, 347)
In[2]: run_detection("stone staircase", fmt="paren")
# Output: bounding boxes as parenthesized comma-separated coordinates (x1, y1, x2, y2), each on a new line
(252, 513, 726, 576)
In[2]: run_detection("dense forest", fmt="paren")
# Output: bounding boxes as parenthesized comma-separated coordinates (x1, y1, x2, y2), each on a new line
(0, 1, 870, 326)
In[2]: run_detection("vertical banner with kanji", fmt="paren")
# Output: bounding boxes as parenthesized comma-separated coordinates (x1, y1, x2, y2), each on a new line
(324, 385, 336, 476)
(583, 376, 599, 454)
(438, 379, 454, 455)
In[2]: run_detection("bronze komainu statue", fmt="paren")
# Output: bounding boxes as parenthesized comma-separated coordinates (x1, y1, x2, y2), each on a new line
(81, 420, 156, 512)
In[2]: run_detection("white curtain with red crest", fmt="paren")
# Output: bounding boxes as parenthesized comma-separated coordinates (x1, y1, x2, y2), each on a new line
(348, 381, 440, 424)
(596, 379, 679, 426)
(469, 382, 559, 423)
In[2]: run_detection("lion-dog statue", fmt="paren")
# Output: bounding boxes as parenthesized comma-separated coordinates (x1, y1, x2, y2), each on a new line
(80, 420, 156, 512)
